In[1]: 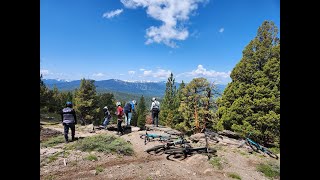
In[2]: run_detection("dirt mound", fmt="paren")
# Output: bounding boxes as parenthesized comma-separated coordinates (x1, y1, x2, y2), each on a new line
(40, 128, 63, 142)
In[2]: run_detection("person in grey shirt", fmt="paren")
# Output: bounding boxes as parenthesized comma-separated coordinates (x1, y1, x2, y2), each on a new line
(61, 101, 77, 143)
(150, 97, 160, 127)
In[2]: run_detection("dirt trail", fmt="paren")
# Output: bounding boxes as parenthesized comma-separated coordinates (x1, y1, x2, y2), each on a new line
(40, 123, 279, 180)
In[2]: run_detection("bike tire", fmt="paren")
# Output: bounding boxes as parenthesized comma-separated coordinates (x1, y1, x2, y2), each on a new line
(164, 148, 184, 154)
(145, 145, 166, 155)
(165, 149, 187, 161)
(192, 147, 217, 154)
(266, 150, 279, 159)
(247, 141, 259, 152)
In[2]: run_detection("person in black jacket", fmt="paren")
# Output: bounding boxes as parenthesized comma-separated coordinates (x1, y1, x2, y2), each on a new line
(61, 101, 77, 143)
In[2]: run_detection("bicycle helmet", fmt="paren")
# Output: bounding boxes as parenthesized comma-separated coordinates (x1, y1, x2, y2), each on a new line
(152, 97, 156, 102)
(103, 106, 108, 110)
(66, 101, 73, 107)
(116, 102, 121, 106)
(132, 100, 136, 105)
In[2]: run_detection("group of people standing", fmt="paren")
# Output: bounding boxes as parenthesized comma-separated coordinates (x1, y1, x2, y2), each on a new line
(100, 100, 137, 135)
(60, 97, 160, 143)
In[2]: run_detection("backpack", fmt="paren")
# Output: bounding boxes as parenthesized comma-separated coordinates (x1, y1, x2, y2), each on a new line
(124, 102, 132, 113)
(152, 101, 160, 112)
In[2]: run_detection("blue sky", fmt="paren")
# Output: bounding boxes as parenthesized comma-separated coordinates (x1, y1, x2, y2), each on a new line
(40, 0, 280, 84)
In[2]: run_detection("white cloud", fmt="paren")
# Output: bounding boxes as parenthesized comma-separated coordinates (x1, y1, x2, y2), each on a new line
(175, 65, 231, 84)
(139, 68, 145, 71)
(142, 69, 171, 78)
(128, 71, 135, 75)
(102, 9, 124, 19)
(120, 0, 208, 48)
(153, 69, 171, 78)
(143, 70, 152, 76)
(40, 69, 49, 75)
(92, 73, 105, 77)
(189, 65, 230, 78)
(219, 28, 224, 33)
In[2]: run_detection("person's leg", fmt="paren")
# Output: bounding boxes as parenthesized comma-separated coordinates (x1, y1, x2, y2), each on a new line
(152, 111, 155, 126)
(70, 123, 75, 141)
(155, 112, 159, 127)
(105, 117, 110, 126)
(63, 123, 69, 143)
(128, 112, 132, 126)
(102, 117, 108, 127)
(118, 119, 124, 135)
(117, 119, 121, 134)
(118, 119, 123, 135)
(124, 112, 128, 125)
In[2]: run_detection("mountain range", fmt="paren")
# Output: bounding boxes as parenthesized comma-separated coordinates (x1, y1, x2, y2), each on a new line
(43, 79, 227, 98)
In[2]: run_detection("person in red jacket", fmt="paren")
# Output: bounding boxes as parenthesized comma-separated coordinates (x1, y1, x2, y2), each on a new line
(116, 101, 124, 135)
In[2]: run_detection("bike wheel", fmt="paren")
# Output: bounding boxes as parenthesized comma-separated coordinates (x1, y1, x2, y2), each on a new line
(193, 147, 217, 154)
(145, 145, 166, 155)
(247, 141, 259, 152)
(266, 150, 279, 159)
(165, 149, 187, 161)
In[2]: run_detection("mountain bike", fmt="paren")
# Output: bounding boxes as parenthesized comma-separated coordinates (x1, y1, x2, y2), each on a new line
(164, 129, 217, 161)
(140, 128, 177, 145)
(238, 133, 279, 159)
(145, 135, 191, 155)
(201, 128, 223, 143)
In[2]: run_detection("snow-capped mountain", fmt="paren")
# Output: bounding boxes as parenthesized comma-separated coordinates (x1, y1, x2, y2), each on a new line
(43, 79, 226, 97)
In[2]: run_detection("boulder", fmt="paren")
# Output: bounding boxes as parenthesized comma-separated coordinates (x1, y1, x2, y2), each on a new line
(190, 133, 205, 142)
(131, 126, 140, 132)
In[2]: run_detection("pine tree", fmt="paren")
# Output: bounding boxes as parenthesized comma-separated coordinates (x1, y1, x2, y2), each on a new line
(48, 85, 61, 113)
(172, 81, 185, 128)
(137, 95, 147, 129)
(159, 73, 176, 127)
(216, 21, 280, 147)
(74, 79, 100, 125)
(178, 78, 216, 134)
(40, 74, 51, 111)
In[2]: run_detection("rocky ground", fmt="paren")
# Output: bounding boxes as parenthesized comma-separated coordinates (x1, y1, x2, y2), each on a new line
(40, 123, 280, 180)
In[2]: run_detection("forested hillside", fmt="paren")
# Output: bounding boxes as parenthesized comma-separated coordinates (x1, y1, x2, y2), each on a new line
(43, 79, 227, 98)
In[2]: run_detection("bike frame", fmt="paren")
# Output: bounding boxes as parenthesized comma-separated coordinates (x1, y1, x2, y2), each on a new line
(142, 129, 171, 144)
(246, 134, 269, 153)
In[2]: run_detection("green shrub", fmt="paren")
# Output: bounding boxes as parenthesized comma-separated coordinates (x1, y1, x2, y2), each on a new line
(41, 135, 65, 148)
(209, 157, 223, 170)
(95, 166, 104, 175)
(269, 147, 280, 154)
(257, 162, 280, 178)
(228, 172, 241, 179)
(69, 134, 134, 155)
(85, 154, 98, 161)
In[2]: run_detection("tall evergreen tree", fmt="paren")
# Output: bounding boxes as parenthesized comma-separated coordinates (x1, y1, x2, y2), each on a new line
(40, 74, 51, 111)
(136, 95, 147, 129)
(159, 73, 176, 127)
(178, 78, 215, 134)
(74, 79, 100, 125)
(216, 21, 280, 147)
(48, 86, 61, 113)
(172, 81, 185, 128)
